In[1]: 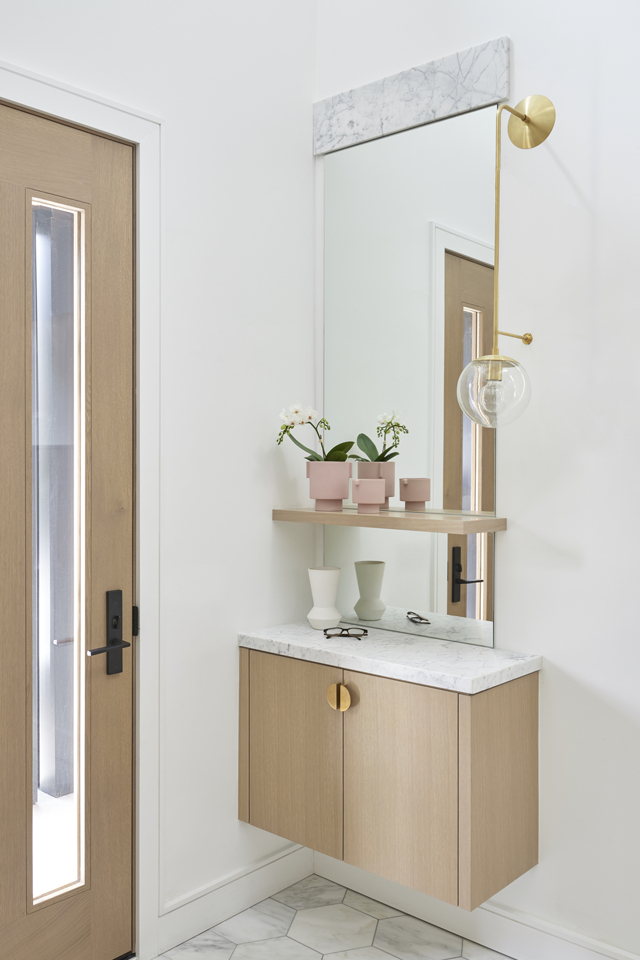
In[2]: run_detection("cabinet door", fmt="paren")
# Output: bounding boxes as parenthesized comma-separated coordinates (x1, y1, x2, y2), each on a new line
(343, 671, 459, 904)
(458, 672, 538, 910)
(248, 651, 344, 859)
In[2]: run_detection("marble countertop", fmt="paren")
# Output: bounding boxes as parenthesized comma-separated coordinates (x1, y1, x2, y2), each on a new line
(238, 622, 541, 695)
(340, 605, 493, 647)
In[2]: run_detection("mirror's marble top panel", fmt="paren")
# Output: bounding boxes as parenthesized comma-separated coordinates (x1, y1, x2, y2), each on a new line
(313, 36, 509, 155)
(340, 605, 493, 647)
(239, 622, 540, 694)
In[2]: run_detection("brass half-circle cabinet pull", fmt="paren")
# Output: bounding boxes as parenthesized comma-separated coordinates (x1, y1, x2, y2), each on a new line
(327, 683, 351, 712)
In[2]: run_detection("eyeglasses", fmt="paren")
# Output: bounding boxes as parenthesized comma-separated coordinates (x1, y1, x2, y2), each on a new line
(406, 611, 431, 624)
(323, 627, 369, 639)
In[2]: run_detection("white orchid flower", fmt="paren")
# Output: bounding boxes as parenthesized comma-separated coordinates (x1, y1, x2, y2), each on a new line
(280, 408, 299, 427)
(377, 410, 398, 425)
(279, 403, 318, 429)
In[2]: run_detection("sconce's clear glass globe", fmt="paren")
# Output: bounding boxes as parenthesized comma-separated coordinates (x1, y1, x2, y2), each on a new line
(456, 358, 531, 427)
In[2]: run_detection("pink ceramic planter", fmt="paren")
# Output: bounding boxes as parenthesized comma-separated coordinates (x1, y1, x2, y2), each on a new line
(351, 477, 386, 514)
(357, 461, 395, 508)
(399, 477, 431, 511)
(306, 460, 352, 511)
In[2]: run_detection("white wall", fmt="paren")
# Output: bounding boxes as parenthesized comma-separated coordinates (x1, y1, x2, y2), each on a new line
(317, 2, 640, 957)
(0, 2, 318, 956)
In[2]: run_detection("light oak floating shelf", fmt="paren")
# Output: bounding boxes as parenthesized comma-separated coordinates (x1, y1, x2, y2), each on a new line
(273, 506, 507, 535)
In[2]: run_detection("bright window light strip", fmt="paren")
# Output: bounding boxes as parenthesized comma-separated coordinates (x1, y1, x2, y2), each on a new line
(31, 198, 86, 904)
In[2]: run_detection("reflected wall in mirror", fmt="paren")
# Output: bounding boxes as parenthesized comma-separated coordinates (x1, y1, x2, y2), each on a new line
(323, 106, 497, 645)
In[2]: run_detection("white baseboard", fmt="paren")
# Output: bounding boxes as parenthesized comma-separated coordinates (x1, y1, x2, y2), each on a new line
(156, 845, 313, 956)
(314, 855, 639, 960)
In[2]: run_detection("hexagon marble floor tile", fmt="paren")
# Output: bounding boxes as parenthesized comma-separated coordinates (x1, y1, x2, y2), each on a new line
(159, 875, 514, 960)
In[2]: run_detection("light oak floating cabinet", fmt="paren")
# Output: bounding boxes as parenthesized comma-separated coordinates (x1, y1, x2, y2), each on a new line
(272, 506, 507, 535)
(239, 649, 538, 911)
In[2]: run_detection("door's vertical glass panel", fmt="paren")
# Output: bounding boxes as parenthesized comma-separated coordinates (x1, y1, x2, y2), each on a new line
(462, 307, 488, 620)
(31, 200, 85, 903)
(461, 309, 474, 514)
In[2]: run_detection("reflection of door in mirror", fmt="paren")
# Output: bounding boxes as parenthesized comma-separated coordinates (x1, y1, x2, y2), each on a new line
(444, 252, 495, 620)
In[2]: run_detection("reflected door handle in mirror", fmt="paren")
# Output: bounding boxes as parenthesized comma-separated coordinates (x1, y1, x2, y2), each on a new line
(86, 590, 130, 674)
(451, 546, 484, 604)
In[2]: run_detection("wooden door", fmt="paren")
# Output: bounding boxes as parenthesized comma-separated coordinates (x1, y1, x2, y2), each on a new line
(0, 104, 134, 960)
(343, 671, 459, 904)
(246, 651, 344, 859)
(444, 252, 495, 620)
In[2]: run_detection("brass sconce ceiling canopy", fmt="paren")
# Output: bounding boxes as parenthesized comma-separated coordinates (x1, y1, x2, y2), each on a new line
(457, 94, 556, 428)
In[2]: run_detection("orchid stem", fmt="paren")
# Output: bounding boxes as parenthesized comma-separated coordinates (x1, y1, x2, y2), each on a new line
(309, 421, 327, 459)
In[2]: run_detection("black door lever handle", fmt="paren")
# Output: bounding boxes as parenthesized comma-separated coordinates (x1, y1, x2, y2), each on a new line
(451, 545, 484, 604)
(88, 590, 128, 674)
(87, 639, 131, 657)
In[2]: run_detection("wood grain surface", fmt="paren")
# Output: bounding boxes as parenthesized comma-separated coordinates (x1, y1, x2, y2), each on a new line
(249, 651, 344, 859)
(238, 648, 250, 822)
(343, 671, 459, 905)
(273, 507, 506, 534)
(0, 102, 134, 960)
(0, 180, 28, 928)
(458, 672, 539, 910)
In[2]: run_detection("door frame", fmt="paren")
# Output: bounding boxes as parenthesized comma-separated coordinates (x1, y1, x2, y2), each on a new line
(428, 223, 494, 615)
(0, 58, 162, 960)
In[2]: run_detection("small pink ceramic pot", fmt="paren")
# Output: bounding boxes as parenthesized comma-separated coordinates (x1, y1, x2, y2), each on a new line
(399, 477, 431, 511)
(306, 460, 353, 511)
(357, 461, 395, 509)
(351, 477, 386, 515)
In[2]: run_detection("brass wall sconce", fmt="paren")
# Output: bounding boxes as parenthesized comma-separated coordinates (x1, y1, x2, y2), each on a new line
(457, 95, 556, 427)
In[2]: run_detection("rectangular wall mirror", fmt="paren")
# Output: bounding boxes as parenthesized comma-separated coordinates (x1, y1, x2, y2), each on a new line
(323, 106, 497, 646)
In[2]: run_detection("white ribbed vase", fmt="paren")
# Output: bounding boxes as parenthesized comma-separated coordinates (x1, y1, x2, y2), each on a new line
(307, 566, 341, 630)
(354, 560, 386, 621)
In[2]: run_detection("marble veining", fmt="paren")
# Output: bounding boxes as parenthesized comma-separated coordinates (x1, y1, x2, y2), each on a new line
(232, 938, 321, 959)
(373, 916, 462, 960)
(314, 37, 509, 155)
(341, 606, 493, 648)
(289, 904, 377, 955)
(273, 875, 346, 911)
(161, 928, 235, 959)
(213, 898, 295, 944)
(160, 874, 518, 960)
(239, 622, 540, 694)
(327, 949, 397, 960)
(343, 889, 404, 920)
(462, 941, 512, 960)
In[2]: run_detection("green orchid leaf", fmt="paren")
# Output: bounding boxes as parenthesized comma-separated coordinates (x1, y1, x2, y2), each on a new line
(357, 433, 379, 462)
(327, 440, 354, 454)
(377, 449, 400, 461)
(288, 432, 322, 460)
(325, 441, 353, 461)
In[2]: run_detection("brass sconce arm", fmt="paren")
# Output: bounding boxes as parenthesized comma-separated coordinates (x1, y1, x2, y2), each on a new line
(498, 330, 533, 345)
(456, 94, 555, 425)
(493, 96, 555, 356)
